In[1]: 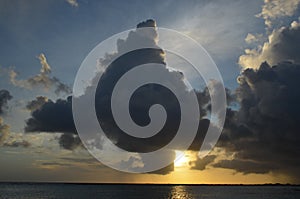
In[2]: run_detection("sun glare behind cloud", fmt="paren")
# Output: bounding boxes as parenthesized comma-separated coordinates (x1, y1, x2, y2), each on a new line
(174, 150, 189, 168)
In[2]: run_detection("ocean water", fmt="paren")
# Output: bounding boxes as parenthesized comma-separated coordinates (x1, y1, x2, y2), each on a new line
(0, 183, 299, 199)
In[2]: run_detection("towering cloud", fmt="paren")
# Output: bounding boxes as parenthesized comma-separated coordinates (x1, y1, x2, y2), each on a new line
(10, 53, 71, 95)
(24, 20, 215, 175)
(216, 61, 300, 183)
(91, 19, 214, 155)
(216, 2, 300, 182)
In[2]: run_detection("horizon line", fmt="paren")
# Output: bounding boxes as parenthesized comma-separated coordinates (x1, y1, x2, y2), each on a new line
(0, 182, 299, 186)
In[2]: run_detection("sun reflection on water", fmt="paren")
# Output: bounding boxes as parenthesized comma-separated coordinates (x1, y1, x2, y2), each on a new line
(168, 185, 194, 199)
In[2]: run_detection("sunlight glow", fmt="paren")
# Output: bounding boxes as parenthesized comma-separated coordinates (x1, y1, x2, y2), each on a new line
(174, 150, 189, 167)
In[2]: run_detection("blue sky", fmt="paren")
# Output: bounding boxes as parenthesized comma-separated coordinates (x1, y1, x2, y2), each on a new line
(0, 0, 264, 90)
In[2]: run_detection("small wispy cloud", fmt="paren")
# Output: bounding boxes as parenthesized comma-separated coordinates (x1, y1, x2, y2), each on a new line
(256, 0, 300, 28)
(66, 0, 78, 7)
(9, 53, 71, 95)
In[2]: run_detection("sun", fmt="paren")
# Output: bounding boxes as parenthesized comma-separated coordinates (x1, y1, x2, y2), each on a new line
(174, 150, 189, 167)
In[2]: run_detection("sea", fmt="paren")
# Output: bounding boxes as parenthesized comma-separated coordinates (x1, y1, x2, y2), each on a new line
(0, 183, 299, 199)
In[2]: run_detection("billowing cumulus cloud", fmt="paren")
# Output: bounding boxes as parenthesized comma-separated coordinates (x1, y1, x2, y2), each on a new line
(216, 61, 300, 183)
(89, 19, 230, 174)
(257, 0, 300, 28)
(219, 4, 300, 181)
(10, 53, 71, 95)
(239, 19, 300, 69)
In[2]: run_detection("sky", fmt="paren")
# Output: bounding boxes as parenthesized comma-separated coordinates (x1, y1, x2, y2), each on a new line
(0, 0, 300, 184)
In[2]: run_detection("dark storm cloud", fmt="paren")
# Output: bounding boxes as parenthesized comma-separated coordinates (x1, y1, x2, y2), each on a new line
(0, 89, 12, 114)
(25, 96, 81, 150)
(89, 19, 227, 174)
(25, 96, 75, 133)
(216, 61, 300, 182)
(218, 12, 300, 181)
